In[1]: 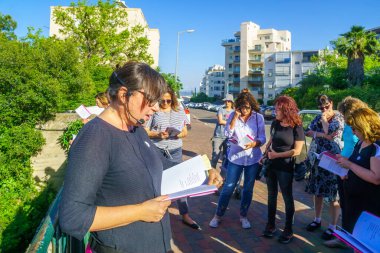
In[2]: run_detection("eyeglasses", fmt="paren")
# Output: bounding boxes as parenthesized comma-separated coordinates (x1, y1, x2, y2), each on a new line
(160, 99, 172, 104)
(136, 90, 159, 107)
(319, 104, 330, 110)
(240, 105, 251, 110)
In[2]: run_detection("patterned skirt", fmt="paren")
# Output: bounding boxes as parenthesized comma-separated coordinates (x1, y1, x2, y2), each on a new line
(305, 161, 339, 202)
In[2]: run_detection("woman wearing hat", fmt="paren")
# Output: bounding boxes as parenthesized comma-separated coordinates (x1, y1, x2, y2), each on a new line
(305, 95, 344, 240)
(210, 94, 234, 176)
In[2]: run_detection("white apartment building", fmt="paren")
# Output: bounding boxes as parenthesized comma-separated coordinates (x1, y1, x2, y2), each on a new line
(263, 50, 318, 104)
(200, 65, 225, 98)
(49, 4, 160, 68)
(222, 21, 291, 100)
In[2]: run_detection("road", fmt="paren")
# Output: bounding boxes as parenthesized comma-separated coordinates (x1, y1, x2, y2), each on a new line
(168, 108, 351, 253)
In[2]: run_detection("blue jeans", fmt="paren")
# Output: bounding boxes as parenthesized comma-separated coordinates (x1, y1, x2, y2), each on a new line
(216, 162, 259, 217)
(160, 147, 189, 215)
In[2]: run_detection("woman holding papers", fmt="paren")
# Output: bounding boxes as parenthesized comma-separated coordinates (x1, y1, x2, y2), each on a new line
(209, 92, 266, 229)
(304, 94, 344, 240)
(262, 96, 305, 244)
(145, 87, 199, 230)
(336, 107, 380, 233)
(59, 62, 222, 253)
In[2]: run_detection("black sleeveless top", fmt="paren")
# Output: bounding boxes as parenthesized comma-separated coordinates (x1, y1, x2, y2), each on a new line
(345, 141, 380, 214)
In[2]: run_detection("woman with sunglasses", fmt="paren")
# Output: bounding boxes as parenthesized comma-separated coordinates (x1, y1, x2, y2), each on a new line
(145, 87, 200, 230)
(60, 62, 222, 252)
(305, 94, 344, 240)
(336, 108, 380, 234)
(209, 92, 266, 229)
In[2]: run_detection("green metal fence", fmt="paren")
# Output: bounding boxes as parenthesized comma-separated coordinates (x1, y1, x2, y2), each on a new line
(26, 188, 89, 253)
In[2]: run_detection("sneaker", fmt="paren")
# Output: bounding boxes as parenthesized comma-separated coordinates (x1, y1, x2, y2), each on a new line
(240, 217, 251, 229)
(323, 238, 349, 248)
(263, 224, 277, 238)
(321, 228, 335, 240)
(278, 229, 293, 244)
(306, 221, 321, 232)
(209, 217, 220, 228)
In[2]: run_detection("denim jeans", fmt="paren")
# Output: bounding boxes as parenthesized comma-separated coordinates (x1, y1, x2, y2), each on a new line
(266, 168, 294, 230)
(216, 162, 259, 217)
(159, 147, 189, 215)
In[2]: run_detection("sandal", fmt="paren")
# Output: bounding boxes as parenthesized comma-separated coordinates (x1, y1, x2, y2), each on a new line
(306, 221, 321, 232)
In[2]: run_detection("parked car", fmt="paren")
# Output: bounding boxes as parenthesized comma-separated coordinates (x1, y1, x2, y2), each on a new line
(178, 99, 191, 130)
(264, 106, 276, 120)
(298, 109, 321, 131)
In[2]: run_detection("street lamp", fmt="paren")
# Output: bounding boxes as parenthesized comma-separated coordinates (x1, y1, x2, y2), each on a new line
(175, 29, 195, 82)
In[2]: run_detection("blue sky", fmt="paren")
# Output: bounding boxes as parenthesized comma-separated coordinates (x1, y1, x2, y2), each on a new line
(1, 0, 379, 92)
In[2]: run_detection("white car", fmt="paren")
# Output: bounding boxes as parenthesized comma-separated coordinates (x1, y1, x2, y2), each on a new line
(178, 99, 191, 129)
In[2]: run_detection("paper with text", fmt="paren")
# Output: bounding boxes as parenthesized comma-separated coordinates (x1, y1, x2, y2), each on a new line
(239, 134, 255, 149)
(75, 105, 92, 119)
(334, 212, 380, 253)
(161, 155, 210, 196)
(318, 152, 348, 177)
(86, 106, 104, 116)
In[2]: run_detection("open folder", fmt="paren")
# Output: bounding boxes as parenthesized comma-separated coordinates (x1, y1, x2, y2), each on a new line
(334, 211, 380, 253)
(161, 155, 217, 200)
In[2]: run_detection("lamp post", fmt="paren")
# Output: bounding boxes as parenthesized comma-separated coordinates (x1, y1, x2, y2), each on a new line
(175, 29, 195, 82)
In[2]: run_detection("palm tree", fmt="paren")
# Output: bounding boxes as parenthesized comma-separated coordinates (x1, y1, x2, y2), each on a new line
(331, 26, 379, 86)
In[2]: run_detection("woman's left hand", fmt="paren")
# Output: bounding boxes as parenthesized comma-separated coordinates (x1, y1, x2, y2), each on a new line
(244, 141, 256, 150)
(208, 169, 223, 188)
(336, 154, 351, 169)
(267, 151, 277, 159)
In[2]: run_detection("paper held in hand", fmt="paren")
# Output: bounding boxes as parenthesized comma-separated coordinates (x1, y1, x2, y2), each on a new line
(75, 105, 104, 119)
(239, 134, 255, 149)
(161, 155, 217, 200)
(166, 126, 182, 137)
(317, 152, 348, 177)
(333, 211, 380, 253)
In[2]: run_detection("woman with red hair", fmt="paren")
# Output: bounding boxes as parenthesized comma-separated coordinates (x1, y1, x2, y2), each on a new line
(262, 96, 305, 244)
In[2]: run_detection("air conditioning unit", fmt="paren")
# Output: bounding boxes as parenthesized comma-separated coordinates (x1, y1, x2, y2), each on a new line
(268, 85, 273, 89)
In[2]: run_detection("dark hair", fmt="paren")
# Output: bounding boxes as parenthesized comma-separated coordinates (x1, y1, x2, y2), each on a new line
(274, 95, 302, 128)
(235, 92, 260, 113)
(108, 61, 167, 104)
(161, 86, 179, 112)
(317, 94, 332, 106)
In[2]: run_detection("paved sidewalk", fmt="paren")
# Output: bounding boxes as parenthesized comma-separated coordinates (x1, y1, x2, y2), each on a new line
(168, 112, 352, 253)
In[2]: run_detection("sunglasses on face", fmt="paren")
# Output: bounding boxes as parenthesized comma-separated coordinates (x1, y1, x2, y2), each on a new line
(136, 90, 158, 107)
(160, 99, 172, 104)
(240, 105, 251, 110)
(319, 104, 330, 110)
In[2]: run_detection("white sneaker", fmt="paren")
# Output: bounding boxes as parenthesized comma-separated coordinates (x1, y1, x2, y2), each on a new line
(209, 217, 220, 228)
(240, 217, 251, 229)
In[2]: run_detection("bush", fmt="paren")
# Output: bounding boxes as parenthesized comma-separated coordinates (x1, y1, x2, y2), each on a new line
(58, 119, 84, 153)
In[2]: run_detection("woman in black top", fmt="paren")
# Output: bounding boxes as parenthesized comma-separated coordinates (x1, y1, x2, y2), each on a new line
(59, 62, 223, 253)
(337, 107, 380, 233)
(262, 96, 305, 244)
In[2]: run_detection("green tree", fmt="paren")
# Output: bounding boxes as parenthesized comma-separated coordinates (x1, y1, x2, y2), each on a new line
(0, 12, 17, 40)
(160, 72, 183, 95)
(53, 0, 153, 67)
(331, 26, 380, 86)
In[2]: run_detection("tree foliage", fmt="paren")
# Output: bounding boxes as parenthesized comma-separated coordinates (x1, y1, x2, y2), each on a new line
(331, 26, 380, 86)
(0, 12, 16, 40)
(160, 72, 183, 95)
(53, 0, 153, 67)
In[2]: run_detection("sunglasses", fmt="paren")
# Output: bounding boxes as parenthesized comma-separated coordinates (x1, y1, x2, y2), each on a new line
(240, 105, 251, 110)
(160, 99, 172, 104)
(136, 91, 159, 107)
(319, 104, 330, 110)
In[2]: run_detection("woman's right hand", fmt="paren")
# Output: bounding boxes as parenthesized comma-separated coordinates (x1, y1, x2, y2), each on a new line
(158, 131, 169, 139)
(139, 196, 171, 223)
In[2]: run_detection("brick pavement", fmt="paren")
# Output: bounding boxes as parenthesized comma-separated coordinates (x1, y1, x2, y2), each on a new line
(168, 111, 352, 253)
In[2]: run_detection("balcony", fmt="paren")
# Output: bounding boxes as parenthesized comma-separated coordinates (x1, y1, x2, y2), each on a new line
(228, 86, 240, 93)
(233, 68, 240, 74)
(222, 38, 240, 45)
(233, 58, 240, 63)
(249, 57, 262, 62)
(249, 68, 263, 74)
(276, 58, 291, 63)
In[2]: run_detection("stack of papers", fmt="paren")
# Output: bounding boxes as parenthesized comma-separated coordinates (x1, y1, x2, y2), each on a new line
(239, 134, 255, 149)
(318, 152, 348, 177)
(161, 155, 217, 200)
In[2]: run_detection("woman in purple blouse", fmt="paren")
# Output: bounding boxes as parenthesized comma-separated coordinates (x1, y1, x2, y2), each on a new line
(209, 92, 266, 229)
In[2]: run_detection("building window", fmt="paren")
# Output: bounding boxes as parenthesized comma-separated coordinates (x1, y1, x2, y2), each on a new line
(265, 36, 270, 40)
(268, 94, 273, 99)
(295, 61, 300, 64)
(295, 74, 300, 77)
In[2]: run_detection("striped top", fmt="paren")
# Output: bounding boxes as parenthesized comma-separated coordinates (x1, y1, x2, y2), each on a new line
(146, 108, 190, 150)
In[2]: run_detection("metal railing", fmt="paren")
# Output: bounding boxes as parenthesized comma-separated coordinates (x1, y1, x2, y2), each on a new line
(26, 188, 89, 253)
